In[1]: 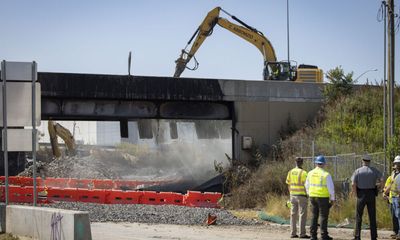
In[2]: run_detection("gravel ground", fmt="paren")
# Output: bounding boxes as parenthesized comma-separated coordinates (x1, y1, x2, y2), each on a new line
(44, 202, 259, 225)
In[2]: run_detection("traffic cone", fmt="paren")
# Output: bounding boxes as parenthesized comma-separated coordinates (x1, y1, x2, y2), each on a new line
(205, 213, 217, 225)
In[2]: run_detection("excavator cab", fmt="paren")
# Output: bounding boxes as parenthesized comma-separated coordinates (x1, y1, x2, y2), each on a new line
(264, 62, 294, 81)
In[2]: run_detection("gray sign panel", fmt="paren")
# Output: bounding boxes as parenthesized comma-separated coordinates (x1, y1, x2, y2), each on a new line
(2, 129, 38, 152)
(0, 82, 41, 126)
(1, 62, 37, 81)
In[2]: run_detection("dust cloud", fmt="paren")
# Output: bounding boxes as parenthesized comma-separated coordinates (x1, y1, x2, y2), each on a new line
(32, 120, 232, 191)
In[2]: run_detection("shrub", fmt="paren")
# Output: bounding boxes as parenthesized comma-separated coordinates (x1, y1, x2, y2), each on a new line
(323, 66, 355, 103)
(225, 161, 291, 209)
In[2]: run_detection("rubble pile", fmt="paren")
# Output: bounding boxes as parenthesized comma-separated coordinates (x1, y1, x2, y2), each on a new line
(19, 144, 220, 184)
(19, 148, 178, 180)
(46, 202, 259, 225)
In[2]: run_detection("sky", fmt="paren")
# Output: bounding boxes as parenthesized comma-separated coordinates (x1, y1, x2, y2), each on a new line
(0, 0, 399, 84)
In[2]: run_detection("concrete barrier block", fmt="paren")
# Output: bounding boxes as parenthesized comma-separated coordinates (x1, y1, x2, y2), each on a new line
(6, 205, 91, 240)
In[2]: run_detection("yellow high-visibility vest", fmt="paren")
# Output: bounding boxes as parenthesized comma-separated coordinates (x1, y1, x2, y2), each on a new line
(286, 167, 307, 196)
(389, 172, 400, 198)
(308, 167, 330, 198)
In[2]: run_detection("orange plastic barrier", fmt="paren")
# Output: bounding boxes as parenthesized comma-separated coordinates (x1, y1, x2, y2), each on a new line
(13, 177, 23, 186)
(6, 176, 20, 186)
(47, 188, 79, 202)
(93, 179, 114, 189)
(184, 191, 222, 208)
(0, 186, 222, 208)
(9, 186, 33, 203)
(113, 180, 142, 190)
(0, 177, 222, 208)
(45, 177, 69, 188)
(68, 179, 94, 189)
(0, 176, 172, 191)
(17, 177, 45, 188)
(106, 190, 142, 204)
(7, 186, 48, 203)
(162, 192, 185, 205)
(76, 189, 106, 203)
(141, 191, 168, 205)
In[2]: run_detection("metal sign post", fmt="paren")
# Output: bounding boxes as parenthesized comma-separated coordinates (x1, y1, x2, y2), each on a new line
(32, 61, 37, 206)
(1, 61, 9, 205)
(1, 60, 40, 206)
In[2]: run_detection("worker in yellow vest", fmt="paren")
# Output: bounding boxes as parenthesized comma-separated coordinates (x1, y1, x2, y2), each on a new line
(383, 157, 400, 239)
(305, 155, 335, 240)
(286, 157, 309, 239)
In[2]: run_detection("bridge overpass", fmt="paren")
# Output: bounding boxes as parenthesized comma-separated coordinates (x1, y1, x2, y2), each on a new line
(38, 72, 324, 162)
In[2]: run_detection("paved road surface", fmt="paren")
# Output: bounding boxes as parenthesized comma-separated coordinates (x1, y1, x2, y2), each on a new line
(91, 222, 393, 240)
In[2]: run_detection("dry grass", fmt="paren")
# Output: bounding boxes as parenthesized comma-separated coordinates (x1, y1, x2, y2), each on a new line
(329, 196, 391, 228)
(229, 209, 260, 221)
(329, 197, 356, 224)
(225, 161, 290, 209)
(376, 197, 392, 229)
(263, 194, 290, 219)
(262, 194, 392, 229)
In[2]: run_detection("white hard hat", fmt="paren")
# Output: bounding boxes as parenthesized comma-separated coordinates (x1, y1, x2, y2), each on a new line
(362, 154, 372, 161)
(394, 155, 400, 163)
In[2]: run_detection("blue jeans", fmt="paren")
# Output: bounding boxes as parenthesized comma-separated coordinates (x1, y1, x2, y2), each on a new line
(392, 197, 400, 236)
(390, 202, 399, 234)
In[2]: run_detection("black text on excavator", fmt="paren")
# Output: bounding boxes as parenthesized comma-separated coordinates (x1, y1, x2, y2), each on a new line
(173, 7, 323, 83)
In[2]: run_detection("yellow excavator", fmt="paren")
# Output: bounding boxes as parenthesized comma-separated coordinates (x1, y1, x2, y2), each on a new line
(173, 7, 323, 83)
(48, 120, 76, 159)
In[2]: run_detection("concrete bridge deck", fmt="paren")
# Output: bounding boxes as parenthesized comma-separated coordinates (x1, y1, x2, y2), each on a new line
(37, 72, 324, 161)
(38, 72, 323, 121)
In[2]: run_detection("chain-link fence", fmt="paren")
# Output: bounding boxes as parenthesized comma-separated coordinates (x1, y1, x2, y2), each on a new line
(276, 139, 389, 180)
(301, 152, 387, 181)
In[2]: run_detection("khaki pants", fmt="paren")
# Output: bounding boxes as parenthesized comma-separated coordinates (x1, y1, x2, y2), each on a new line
(290, 195, 308, 236)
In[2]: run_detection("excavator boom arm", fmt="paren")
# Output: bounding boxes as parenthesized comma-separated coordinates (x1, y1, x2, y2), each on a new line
(174, 7, 220, 78)
(173, 7, 277, 78)
(48, 120, 76, 158)
(216, 18, 276, 63)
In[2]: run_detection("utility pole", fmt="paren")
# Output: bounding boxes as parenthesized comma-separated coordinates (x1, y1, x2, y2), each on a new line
(287, 0, 290, 63)
(387, 0, 396, 142)
(383, 0, 387, 174)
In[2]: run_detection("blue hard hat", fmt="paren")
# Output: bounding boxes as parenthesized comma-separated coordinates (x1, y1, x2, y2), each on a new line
(314, 155, 326, 164)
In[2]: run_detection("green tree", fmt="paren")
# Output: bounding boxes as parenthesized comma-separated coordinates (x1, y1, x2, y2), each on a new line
(323, 66, 355, 102)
